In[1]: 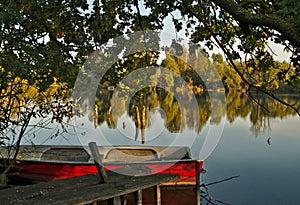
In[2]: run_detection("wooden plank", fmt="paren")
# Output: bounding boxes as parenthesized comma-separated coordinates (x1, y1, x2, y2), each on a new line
(154, 185, 161, 205)
(110, 196, 121, 205)
(36, 174, 178, 205)
(88, 142, 108, 183)
(0, 173, 178, 205)
(0, 172, 123, 201)
(121, 194, 130, 205)
(0, 171, 141, 201)
(134, 189, 142, 205)
(0, 174, 99, 201)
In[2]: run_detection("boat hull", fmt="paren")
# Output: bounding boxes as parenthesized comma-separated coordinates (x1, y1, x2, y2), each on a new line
(8, 159, 203, 186)
(1, 145, 203, 186)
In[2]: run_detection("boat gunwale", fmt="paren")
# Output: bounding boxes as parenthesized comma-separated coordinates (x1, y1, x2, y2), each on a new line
(2, 158, 203, 166)
(1, 145, 196, 164)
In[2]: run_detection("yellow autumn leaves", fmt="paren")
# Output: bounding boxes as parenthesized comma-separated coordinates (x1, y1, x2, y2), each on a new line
(1, 67, 68, 119)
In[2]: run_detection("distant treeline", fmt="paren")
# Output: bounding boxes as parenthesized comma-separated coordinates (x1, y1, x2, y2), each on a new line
(211, 53, 299, 94)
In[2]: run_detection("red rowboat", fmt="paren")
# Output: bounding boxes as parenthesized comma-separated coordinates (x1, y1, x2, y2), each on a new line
(1, 145, 203, 186)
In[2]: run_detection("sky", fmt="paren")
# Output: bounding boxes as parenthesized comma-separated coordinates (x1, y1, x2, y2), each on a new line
(85, 0, 292, 62)
(161, 12, 291, 62)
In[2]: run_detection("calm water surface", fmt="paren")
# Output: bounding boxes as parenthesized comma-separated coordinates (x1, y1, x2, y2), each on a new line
(202, 115, 300, 205)
(23, 92, 300, 205)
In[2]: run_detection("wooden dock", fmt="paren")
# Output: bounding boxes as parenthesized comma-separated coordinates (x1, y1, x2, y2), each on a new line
(0, 171, 179, 205)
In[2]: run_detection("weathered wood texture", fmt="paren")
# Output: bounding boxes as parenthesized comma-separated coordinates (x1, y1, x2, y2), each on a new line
(154, 185, 161, 205)
(0, 172, 178, 205)
(88, 142, 108, 183)
(134, 189, 143, 205)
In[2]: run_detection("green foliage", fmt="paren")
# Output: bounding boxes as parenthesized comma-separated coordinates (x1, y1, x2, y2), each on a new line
(0, 0, 127, 90)
(212, 53, 224, 64)
(274, 0, 300, 31)
(212, 52, 298, 92)
(1, 0, 299, 104)
(0, 0, 299, 141)
(0, 0, 299, 185)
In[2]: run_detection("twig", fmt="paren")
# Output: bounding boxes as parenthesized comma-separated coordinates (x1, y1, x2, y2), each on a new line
(199, 174, 239, 205)
(203, 175, 240, 187)
(248, 91, 270, 113)
(184, 2, 300, 117)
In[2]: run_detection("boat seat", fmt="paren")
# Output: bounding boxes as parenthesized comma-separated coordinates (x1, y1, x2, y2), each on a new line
(40, 148, 90, 162)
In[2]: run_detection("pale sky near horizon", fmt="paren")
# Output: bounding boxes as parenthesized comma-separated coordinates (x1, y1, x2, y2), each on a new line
(161, 13, 292, 62)
(85, 0, 292, 62)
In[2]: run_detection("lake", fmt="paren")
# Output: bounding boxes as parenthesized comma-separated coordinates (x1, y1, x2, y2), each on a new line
(202, 114, 300, 205)
(22, 90, 300, 205)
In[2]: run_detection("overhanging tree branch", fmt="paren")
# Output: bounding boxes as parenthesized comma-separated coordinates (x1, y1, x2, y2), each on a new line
(184, 2, 300, 117)
(212, 0, 300, 47)
(239, 0, 268, 9)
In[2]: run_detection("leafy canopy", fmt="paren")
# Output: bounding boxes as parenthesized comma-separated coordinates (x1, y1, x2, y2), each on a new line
(0, 0, 299, 113)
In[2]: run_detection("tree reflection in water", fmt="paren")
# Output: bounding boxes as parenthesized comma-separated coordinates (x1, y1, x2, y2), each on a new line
(89, 49, 299, 141)
(94, 85, 300, 142)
